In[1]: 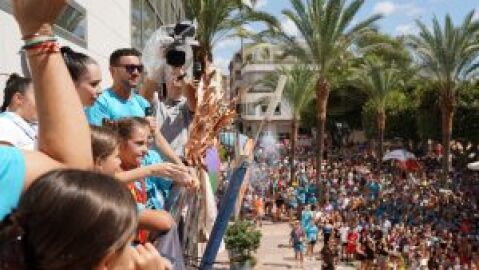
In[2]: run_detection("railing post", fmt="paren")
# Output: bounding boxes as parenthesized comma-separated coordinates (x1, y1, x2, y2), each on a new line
(199, 161, 249, 270)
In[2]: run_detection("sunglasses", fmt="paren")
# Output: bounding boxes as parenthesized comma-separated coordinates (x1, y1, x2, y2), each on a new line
(115, 64, 144, 74)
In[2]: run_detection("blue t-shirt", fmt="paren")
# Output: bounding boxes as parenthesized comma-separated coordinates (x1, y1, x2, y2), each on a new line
(301, 210, 313, 229)
(0, 146, 26, 220)
(368, 182, 381, 198)
(297, 190, 306, 205)
(306, 225, 318, 241)
(85, 88, 150, 126)
(142, 150, 172, 210)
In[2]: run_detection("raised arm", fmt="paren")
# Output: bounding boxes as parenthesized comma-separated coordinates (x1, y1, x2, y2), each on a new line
(12, 0, 92, 169)
(140, 78, 157, 103)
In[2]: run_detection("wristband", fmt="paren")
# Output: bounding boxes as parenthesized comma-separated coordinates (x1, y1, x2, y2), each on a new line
(24, 35, 57, 48)
(23, 41, 60, 55)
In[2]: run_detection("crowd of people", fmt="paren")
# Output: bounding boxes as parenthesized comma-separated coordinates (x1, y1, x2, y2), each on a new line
(0, 1, 215, 269)
(240, 141, 479, 269)
(1, 1, 479, 270)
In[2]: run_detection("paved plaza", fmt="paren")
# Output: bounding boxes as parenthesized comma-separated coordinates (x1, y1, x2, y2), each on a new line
(215, 221, 357, 270)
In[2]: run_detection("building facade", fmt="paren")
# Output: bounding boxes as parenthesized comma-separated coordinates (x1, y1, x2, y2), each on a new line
(229, 44, 296, 139)
(0, 0, 186, 101)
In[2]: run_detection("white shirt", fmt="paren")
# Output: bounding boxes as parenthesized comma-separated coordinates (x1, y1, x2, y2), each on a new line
(340, 226, 350, 243)
(0, 112, 37, 150)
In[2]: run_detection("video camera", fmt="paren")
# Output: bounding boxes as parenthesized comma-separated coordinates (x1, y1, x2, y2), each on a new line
(161, 22, 198, 67)
(162, 22, 204, 81)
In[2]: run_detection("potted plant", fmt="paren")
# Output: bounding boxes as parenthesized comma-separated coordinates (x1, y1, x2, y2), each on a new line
(224, 220, 262, 270)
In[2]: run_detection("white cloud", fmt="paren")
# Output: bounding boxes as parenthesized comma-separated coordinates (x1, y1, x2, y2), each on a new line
(372, 1, 396, 16)
(254, 0, 268, 9)
(216, 38, 241, 50)
(473, 7, 479, 21)
(402, 3, 423, 17)
(281, 17, 299, 36)
(372, 1, 423, 17)
(395, 24, 418, 36)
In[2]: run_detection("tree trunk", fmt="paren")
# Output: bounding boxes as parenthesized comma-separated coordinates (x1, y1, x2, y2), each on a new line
(290, 118, 298, 185)
(315, 77, 330, 198)
(377, 111, 386, 169)
(440, 104, 454, 186)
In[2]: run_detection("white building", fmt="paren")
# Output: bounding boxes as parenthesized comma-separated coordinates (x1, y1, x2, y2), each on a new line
(0, 0, 186, 101)
(229, 44, 297, 139)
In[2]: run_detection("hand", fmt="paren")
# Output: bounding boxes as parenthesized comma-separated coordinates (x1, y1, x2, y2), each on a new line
(186, 79, 199, 92)
(153, 163, 194, 187)
(131, 243, 172, 270)
(145, 116, 157, 134)
(11, 0, 66, 36)
(186, 170, 200, 191)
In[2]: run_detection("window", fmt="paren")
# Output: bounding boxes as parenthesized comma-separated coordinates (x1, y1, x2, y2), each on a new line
(246, 104, 255, 115)
(54, 1, 87, 47)
(0, 0, 11, 13)
(131, 0, 143, 49)
(261, 104, 267, 114)
(274, 103, 281, 115)
(1, 0, 87, 47)
(132, 0, 186, 50)
(142, 1, 156, 46)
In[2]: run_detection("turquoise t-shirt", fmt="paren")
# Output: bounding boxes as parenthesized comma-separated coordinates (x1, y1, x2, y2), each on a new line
(301, 210, 313, 229)
(142, 150, 172, 210)
(0, 146, 26, 220)
(306, 225, 318, 241)
(85, 88, 150, 126)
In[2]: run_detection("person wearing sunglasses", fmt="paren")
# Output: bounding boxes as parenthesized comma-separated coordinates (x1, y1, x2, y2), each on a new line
(85, 48, 184, 166)
(85, 48, 147, 126)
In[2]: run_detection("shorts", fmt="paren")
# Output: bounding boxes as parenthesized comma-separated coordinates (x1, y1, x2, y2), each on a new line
(308, 240, 317, 246)
(294, 242, 305, 253)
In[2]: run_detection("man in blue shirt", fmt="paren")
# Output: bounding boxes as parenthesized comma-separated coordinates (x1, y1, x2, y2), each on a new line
(86, 48, 183, 166)
(86, 48, 149, 125)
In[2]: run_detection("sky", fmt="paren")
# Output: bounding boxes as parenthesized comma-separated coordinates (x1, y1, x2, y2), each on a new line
(212, 0, 479, 75)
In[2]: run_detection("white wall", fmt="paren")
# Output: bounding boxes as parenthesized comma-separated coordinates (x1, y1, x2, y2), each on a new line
(0, 0, 132, 103)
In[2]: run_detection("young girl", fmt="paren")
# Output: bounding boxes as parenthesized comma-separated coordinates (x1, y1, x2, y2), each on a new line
(93, 119, 194, 243)
(0, 74, 37, 150)
(290, 220, 305, 266)
(0, 169, 169, 270)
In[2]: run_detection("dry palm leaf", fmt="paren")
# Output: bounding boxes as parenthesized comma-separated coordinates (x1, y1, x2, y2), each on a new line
(185, 75, 236, 166)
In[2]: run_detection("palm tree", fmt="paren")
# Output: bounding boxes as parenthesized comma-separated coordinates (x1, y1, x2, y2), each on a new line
(408, 12, 479, 182)
(259, 65, 316, 183)
(259, 0, 382, 184)
(184, 0, 278, 60)
(351, 58, 404, 165)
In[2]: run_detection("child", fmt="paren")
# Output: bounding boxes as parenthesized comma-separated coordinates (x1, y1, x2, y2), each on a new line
(306, 220, 319, 258)
(290, 220, 305, 266)
(0, 169, 169, 270)
(253, 194, 264, 227)
(91, 121, 194, 242)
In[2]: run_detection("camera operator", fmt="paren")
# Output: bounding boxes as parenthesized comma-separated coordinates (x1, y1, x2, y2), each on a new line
(140, 23, 203, 159)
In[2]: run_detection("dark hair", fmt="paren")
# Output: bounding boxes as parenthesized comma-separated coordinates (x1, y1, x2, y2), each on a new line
(102, 117, 149, 141)
(90, 125, 120, 163)
(61, 47, 97, 82)
(0, 169, 137, 270)
(109, 48, 141, 66)
(1, 73, 32, 112)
